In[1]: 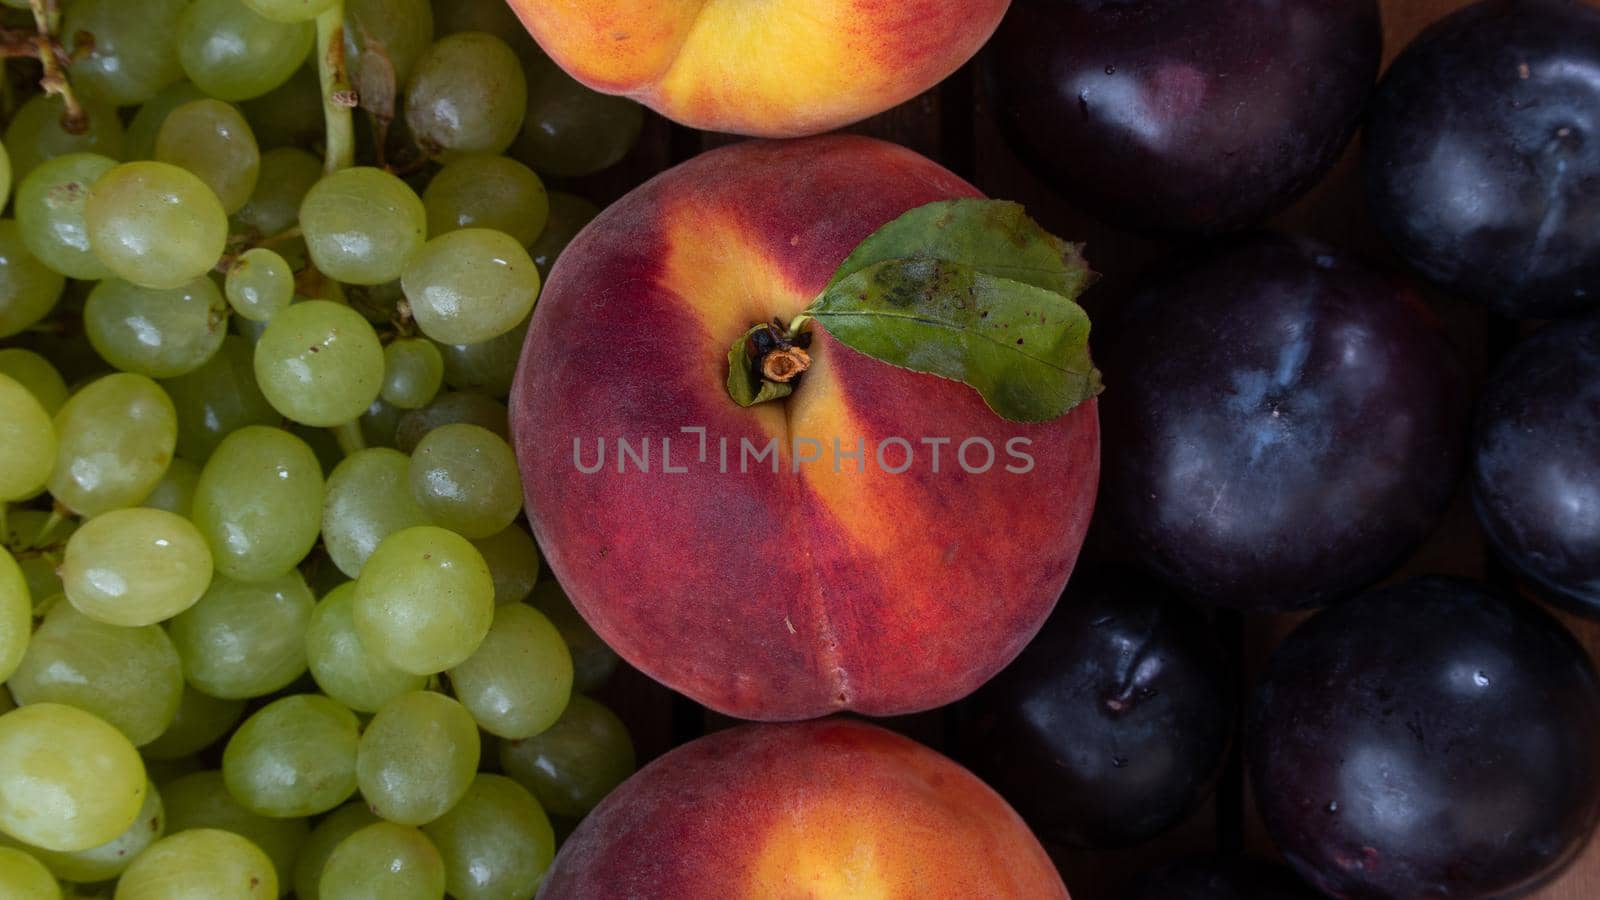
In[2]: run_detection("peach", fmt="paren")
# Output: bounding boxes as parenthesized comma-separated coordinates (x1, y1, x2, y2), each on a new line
(505, 0, 1012, 137)
(511, 135, 1099, 721)
(536, 718, 1068, 898)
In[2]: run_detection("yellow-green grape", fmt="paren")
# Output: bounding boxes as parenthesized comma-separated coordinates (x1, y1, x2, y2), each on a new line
(60, 508, 211, 627)
(253, 300, 385, 426)
(223, 695, 360, 818)
(243, 0, 337, 22)
(406, 34, 526, 162)
(48, 373, 177, 517)
(192, 426, 324, 582)
(26, 780, 162, 883)
(176, 0, 315, 102)
(2, 95, 125, 183)
(0, 373, 56, 502)
(380, 339, 444, 410)
(161, 770, 307, 893)
(84, 277, 227, 378)
(402, 228, 538, 345)
(322, 448, 430, 579)
(126, 82, 209, 161)
(142, 686, 246, 761)
(6, 513, 75, 606)
(355, 691, 479, 825)
(141, 456, 202, 515)
(0, 846, 58, 899)
(14, 153, 117, 280)
(393, 391, 508, 454)
(0, 703, 146, 852)
(63, 0, 187, 107)
(155, 99, 262, 215)
(292, 803, 378, 900)
(353, 526, 494, 674)
(234, 147, 320, 235)
(299, 168, 426, 286)
(0, 349, 68, 414)
(530, 191, 599, 277)
(0, 548, 28, 683)
(318, 821, 444, 900)
(532, 580, 619, 693)
(422, 155, 547, 247)
(239, 66, 323, 153)
(448, 603, 572, 739)
(471, 523, 541, 606)
(435, 313, 528, 398)
(360, 396, 402, 449)
(0, 221, 66, 338)
(407, 423, 523, 539)
(168, 572, 314, 699)
(516, 55, 644, 178)
(8, 604, 184, 746)
(305, 583, 428, 713)
(85, 161, 228, 290)
(500, 694, 636, 819)
(224, 248, 293, 322)
(0, 138, 9, 207)
(344, 0, 435, 87)
(142, 755, 201, 786)
(421, 774, 554, 900)
(162, 335, 279, 463)
(113, 828, 276, 900)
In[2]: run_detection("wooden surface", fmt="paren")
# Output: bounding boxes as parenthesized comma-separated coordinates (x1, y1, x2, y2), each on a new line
(554, 1, 1600, 897)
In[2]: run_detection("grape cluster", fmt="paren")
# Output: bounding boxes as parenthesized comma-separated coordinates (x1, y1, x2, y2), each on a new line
(0, 0, 642, 897)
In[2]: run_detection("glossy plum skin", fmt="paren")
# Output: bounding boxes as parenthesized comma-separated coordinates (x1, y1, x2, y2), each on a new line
(983, 0, 1381, 235)
(1472, 313, 1600, 615)
(1365, 0, 1600, 318)
(1124, 858, 1321, 900)
(958, 569, 1232, 848)
(1100, 235, 1470, 609)
(1249, 577, 1600, 899)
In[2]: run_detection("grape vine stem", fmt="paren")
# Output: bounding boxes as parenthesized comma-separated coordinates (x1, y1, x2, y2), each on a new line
(316, 3, 355, 174)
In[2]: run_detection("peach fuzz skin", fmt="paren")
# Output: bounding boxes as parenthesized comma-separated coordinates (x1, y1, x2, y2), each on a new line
(535, 719, 1069, 899)
(505, 0, 1011, 137)
(511, 135, 1099, 721)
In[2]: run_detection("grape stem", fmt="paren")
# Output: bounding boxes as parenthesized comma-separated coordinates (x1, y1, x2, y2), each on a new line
(332, 420, 366, 456)
(316, 3, 356, 174)
(0, 0, 89, 134)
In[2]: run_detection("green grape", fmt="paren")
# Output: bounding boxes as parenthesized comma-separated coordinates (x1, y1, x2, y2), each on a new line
(142, 757, 202, 789)
(353, 526, 494, 674)
(168, 572, 314, 699)
(240, 65, 324, 153)
(125, 82, 210, 161)
(471, 523, 540, 606)
(430, 0, 538, 61)
(155, 99, 262, 215)
(0, 220, 66, 338)
(421, 773, 554, 900)
(3, 95, 125, 183)
(360, 396, 402, 448)
(26, 780, 162, 883)
(113, 828, 276, 900)
(344, 0, 435, 88)
(141, 456, 202, 515)
(8, 604, 184, 746)
(244, 0, 337, 22)
(160, 770, 307, 894)
(318, 821, 443, 900)
(64, 0, 187, 106)
(0, 703, 146, 852)
(225, 248, 294, 321)
(322, 448, 430, 578)
(177, 0, 315, 102)
(0, 373, 55, 502)
(60, 508, 211, 627)
(292, 803, 378, 900)
(0, 548, 28, 683)
(447, 603, 572, 739)
(253, 300, 385, 425)
(192, 426, 324, 582)
(531, 580, 619, 693)
(305, 582, 427, 713)
(299, 167, 426, 286)
(48, 373, 176, 515)
(405, 34, 526, 161)
(401, 229, 538, 345)
(500, 693, 635, 819)
(234, 147, 320, 235)
(392, 391, 507, 454)
(0, 349, 68, 414)
(422, 155, 547, 248)
(435, 313, 528, 398)
(290, 422, 344, 477)
(6, 512, 75, 606)
(516, 55, 644, 177)
(222, 695, 359, 818)
(83, 277, 227, 378)
(162, 335, 279, 462)
(14, 153, 117, 280)
(529, 192, 599, 277)
(0, 845, 57, 899)
(0, 138, 9, 207)
(141, 686, 245, 761)
(380, 339, 443, 410)
(407, 423, 522, 539)
(355, 691, 479, 825)
(85, 161, 228, 290)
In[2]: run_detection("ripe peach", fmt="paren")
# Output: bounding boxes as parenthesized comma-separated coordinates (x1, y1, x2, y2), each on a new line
(511, 135, 1099, 720)
(536, 718, 1069, 899)
(505, 0, 1011, 137)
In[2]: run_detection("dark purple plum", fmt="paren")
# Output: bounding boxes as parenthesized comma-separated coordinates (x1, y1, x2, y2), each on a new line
(1100, 235, 1470, 609)
(1472, 313, 1600, 615)
(957, 569, 1232, 848)
(1364, 0, 1600, 318)
(1124, 858, 1321, 900)
(982, 0, 1380, 235)
(1249, 577, 1600, 899)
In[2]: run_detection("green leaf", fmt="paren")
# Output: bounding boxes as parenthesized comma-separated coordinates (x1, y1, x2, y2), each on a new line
(810, 257, 1102, 423)
(726, 325, 794, 408)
